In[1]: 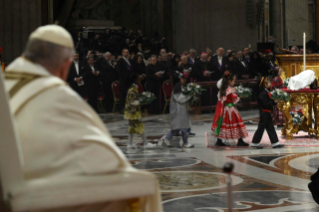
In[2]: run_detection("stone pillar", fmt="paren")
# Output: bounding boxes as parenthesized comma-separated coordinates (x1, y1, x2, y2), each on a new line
(269, 0, 283, 48)
(316, 0, 319, 44)
(172, 0, 259, 54)
(0, 0, 42, 64)
(285, 0, 309, 46)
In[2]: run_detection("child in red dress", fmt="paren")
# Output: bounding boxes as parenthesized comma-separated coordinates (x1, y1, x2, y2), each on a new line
(211, 71, 249, 147)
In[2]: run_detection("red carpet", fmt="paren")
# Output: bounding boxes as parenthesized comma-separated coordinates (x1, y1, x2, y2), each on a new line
(206, 131, 319, 148)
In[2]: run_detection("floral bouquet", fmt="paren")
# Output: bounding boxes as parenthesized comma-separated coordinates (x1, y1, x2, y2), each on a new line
(283, 78, 290, 88)
(289, 109, 303, 125)
(270, 89, 290, 102)
(234, 84, 252, 99)
(138, 91, 157, 105)
(182, 83, 206, 104)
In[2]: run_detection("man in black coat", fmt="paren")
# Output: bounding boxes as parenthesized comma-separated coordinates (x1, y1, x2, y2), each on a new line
(159, 52, 172, 78)
(188, 49, 200, 65)
(178, 56, 194, 83)
(82, 56, 101, 112)
(193, 52, 212, 106)
(242, 47, 252, 63)
(98, 52, 118, 112)
(117, 48, 132, 114)
(236, 51, 251, 79)
(67, 53, 86, 97)
(208, 47, 227, 80)
(146, 56, 165, 114)
(73, 31, 87, 60)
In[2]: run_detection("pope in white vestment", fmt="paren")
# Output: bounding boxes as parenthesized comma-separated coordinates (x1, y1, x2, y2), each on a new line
(287, 69, 316, 90)
(4, 25, 162, 212)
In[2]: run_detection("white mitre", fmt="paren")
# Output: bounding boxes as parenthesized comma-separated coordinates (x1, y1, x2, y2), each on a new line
(29, 25, 74, 49)
(287, 70, 316, 90)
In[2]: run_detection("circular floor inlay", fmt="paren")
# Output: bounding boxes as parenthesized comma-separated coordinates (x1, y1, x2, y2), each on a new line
(153, 171, 243, 192)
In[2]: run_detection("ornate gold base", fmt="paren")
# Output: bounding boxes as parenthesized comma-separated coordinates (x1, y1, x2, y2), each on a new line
(278, 92, 318, 140)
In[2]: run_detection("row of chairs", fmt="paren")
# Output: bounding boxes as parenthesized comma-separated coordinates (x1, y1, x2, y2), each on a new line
(111, 80, 173, 114)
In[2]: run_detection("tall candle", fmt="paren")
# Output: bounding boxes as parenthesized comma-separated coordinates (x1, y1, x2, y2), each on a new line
(303, 32, 306, 71)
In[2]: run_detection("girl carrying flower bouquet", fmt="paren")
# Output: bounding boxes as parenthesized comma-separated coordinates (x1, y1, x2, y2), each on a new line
(211, 71, 249, 147)
(124, 73, 156, 149)
(161, 72, 194, 148)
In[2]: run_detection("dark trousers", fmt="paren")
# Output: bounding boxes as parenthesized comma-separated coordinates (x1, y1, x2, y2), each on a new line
(252, 111, 278, 144)
(87, 87, 99, 113)
(103, 84, 114, 112)
(119, 82, 128, 112)
(72, 85, 86, 98)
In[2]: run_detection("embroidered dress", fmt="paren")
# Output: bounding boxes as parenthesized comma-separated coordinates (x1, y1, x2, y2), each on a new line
(211, 86, 248, 139)
(124, 84, 144, 134)
(271, 76, 283, 125)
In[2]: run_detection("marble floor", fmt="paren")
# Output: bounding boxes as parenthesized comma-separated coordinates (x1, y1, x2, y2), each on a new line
(101, 110, 319, 211)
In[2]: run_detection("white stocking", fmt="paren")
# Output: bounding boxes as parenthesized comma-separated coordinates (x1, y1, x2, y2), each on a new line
(141, 133, 148, 146)
(128, 133, 134, 146)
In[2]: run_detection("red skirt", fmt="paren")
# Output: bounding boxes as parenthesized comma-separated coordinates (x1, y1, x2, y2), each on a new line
(213, 105, 248, 139)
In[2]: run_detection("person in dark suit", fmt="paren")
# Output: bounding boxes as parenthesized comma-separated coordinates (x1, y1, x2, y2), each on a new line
(98, 52, 118, 112)
(242, 47, 252, 63)
(225, 53, 237, 76)
(90, 34, 103, 53)
(73, 31, 87, 60)
(132, 55, 147, 88)
(249, 52, 268, 78)
(193, 52, 212, 106)
(145, 55, 165, 114)
(236, 51, 250, 79)
(67, 53, 86, 97)
(208, 47, 227, 80)
(177, 56, 194, 83)
(117, 48, 132, 114)
(188, 49, 199, 65)
(82, 56, 101, 112)
(159, 52, 172, 78)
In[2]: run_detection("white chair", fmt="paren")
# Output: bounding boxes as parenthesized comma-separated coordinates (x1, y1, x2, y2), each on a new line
(0, 71, 159, 212)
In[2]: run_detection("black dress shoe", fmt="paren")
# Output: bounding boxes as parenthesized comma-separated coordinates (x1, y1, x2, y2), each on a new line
(237, 138, 249, 147)
(272, 143, 284, 148)
(215, 139, 226, 146)
(189, 132, 196, 136)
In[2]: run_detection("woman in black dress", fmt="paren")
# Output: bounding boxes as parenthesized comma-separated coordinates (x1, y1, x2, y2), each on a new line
(249, 52, 267, 78)
(132, 55, 147, 89)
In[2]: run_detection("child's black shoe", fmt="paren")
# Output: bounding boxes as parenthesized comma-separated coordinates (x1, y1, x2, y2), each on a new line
(215, 139, 226, 147)
(237, 138, 249, 147)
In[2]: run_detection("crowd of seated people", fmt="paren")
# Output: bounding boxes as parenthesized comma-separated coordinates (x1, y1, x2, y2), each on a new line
(68, 28, 281, 114)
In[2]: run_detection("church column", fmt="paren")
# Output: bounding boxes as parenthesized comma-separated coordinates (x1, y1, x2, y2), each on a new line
(0, 0, 42, 64)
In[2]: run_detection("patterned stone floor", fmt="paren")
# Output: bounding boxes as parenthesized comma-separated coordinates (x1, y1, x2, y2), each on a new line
(100, 110, 319, 211)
